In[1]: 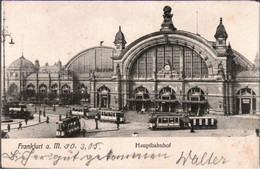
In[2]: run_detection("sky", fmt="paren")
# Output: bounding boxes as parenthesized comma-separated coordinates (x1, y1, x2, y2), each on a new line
(2, 1, 259, 67)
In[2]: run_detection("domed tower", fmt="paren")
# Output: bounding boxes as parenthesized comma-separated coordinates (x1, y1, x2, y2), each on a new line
(7, 55, 36, 93)
(114, 26, 126, 55)
(214, 17, 228, 53)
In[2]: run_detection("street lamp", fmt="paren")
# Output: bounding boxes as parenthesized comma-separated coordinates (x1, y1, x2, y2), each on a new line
(1, 11, 15, 101)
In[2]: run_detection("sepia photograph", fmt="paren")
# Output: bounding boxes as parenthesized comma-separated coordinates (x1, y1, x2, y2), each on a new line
(1, 1, 259, 139)
(1, 1, 259, 168)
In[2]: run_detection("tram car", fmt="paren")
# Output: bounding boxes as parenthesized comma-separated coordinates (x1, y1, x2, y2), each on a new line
(189, 116, 218, 129)
(148, 113, 189, 130)
(56, 116, 81, 137)
(8, 103, 34, 119)
(148, 113, 218, 130)
(71, 106, 95, 118)
(98, 109, 126, 123)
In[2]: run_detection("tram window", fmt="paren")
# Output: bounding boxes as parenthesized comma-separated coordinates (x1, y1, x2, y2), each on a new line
(169, 118, 174, 123)
(158, 118, 162, 123)
(162, 118, 168, 123)
(196, 119, 200, 125)
(176, 118, 179, 123)
(202, 119, 205, 125)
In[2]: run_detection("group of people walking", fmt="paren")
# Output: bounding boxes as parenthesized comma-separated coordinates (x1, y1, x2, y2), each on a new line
(6, 108, 50, 132)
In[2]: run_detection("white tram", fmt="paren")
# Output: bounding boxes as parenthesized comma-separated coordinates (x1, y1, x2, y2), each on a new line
(148, 113, 218, 130)
(189, 116, 218, 129)
(71, 106, 95, 118)
(98, 110, 126, 123)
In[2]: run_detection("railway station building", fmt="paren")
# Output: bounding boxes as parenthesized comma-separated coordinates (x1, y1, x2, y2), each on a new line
(6, 6, 259, 115)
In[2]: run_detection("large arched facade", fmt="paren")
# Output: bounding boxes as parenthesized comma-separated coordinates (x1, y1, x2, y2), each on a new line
(5, 6, 259, 116)
(118, 30, 220, 114)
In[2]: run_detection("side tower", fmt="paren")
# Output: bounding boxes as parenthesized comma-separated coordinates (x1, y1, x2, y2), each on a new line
(214, 17, 228, 54)
(113, 26, 127, 56)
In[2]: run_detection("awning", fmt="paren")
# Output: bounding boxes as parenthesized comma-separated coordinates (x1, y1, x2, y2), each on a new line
(181, 100, 208, 104)
(128, 98, 151, 102)
(153, 99, 178, 103)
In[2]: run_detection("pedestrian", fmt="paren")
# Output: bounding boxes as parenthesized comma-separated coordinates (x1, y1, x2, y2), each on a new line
(39, 116, 41, 123)
(18, 122, 22, 130)
(46, 116, 49, 123)
(43, 109, 46, 117)
(256, 128, 259, 137)
(25, 118, 28, 125)
(82, 129, 86, 137)
(7, 124, 10, 132)
(95, 113, 100, 129)
(59, 114, 62, 121)
(39, 110, 42, 117)
(53, 105, 56, 112)
(116, 114, 120, 129)
(190, 124, 195, 133)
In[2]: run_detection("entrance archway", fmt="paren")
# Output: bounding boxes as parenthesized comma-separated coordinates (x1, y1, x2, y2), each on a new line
(129, 86, 150, 111)
(236, 88, 256, 114)
(97, 86, 110, 108)
(185, 87, 208, 115)
(157, 87, 176, 112)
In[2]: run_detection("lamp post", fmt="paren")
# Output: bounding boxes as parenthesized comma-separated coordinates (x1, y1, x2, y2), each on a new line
(1, 11, 15, 101)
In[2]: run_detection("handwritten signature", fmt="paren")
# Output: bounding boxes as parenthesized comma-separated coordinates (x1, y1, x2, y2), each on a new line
(2, 149, 228, 167)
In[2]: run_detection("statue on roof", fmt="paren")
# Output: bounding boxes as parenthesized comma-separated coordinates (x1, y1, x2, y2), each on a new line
(163, 6, 173, 24)
(160, 6, 176, 31)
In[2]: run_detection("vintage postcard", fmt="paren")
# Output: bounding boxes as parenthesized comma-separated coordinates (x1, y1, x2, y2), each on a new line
(0, 1, 259, 168)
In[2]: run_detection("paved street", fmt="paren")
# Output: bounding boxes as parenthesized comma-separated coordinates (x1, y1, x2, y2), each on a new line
(1, 105, 259, 138)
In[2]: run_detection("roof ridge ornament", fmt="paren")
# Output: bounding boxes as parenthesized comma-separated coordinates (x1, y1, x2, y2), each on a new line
(160, 6, 177, 32)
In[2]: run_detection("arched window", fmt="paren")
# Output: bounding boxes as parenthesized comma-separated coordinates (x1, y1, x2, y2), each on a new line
(236, 88, 256, 114)
(130, 45, 208, 79)
(39, 84, 47, 94)
(51, 84, 58, 94)
(26, 84, 36, 98)
(187, 87, 205, 101)
(159, 87, 175, 100)
(78, 84, 87, 94)
(97, 86, 110, 108)
(133, 86, 149, 99)
(27, 84, 35, 93)
(61, 84, 70, 94)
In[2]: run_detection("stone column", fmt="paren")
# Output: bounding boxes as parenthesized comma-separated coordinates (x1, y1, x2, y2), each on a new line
(222, 81, 227, 115)
(239, 97, 242, 114)
(229, 81, 234, 115)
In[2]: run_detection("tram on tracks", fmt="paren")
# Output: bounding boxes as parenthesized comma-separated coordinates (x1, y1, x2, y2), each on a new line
(8, 103, 34, 119)
(98, 109, 126, 123)
(56, 116, 81, 137)
(189, 116, 218, 129)
(71, 106, 95, 118)
(148, 113, 217, 130)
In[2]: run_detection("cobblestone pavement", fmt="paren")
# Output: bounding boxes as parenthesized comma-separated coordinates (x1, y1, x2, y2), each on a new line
(1, 106, 259, 138)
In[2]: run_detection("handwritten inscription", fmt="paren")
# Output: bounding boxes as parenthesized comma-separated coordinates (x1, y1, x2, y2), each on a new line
(2, 142, 228, 167)
(176, 151, 228, 165)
